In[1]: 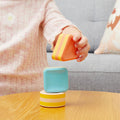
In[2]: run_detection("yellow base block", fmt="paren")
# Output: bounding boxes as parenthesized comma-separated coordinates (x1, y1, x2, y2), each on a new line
(40, 90, 65, 108)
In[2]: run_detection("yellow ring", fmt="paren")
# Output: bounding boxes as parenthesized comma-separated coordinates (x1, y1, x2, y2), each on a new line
(40, 101, 65, 107)
(40, 93, 65, 99)
(40, 90, 65, 99)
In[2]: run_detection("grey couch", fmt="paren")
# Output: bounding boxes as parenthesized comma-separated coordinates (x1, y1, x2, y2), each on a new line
(47, 0, 120, 93)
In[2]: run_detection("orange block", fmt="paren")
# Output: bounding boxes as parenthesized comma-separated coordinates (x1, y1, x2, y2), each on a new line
(52, 34, 78, 61)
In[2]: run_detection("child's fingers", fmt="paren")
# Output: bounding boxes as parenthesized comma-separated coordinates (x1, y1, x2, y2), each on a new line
(77, 53, 88, 62)
(76, 44, 90, 56)
(73, 34, 82, 42)
(76, 43, 90, 62)
(75, 36, 88, 48)
(72, 31, 82, 42)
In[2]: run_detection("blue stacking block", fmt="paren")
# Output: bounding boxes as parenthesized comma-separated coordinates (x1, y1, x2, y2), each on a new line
(43, 67, 69, 93)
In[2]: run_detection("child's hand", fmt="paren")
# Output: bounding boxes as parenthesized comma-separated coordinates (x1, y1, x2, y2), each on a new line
(62, 26, 90, 62)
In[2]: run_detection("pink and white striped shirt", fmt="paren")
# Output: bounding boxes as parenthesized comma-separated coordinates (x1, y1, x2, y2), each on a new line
(0, 0, 73, 96)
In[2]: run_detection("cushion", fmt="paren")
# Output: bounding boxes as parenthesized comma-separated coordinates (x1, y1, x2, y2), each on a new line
(95, 0, 120, 54)
(47, 53, 120, 93)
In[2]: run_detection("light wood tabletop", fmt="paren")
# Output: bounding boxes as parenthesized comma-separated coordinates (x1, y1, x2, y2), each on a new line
(0, 90, 120, 120)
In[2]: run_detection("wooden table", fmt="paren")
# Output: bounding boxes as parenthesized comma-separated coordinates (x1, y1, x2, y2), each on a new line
(0, 90, 120, 120)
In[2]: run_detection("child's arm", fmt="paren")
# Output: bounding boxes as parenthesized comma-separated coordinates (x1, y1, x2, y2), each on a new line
(42, 0, 90, 62)
(42, 0, 73, 46)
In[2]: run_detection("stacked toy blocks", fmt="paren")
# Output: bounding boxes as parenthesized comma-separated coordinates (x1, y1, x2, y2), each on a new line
(40, 67, 68, 108)
(52, 34, 78, 61)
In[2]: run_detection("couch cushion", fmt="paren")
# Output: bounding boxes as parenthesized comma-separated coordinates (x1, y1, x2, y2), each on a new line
(47, 44, 52, 52)
(47, 53, 120, 92)
(95, 1, 120, 54)
(50, 0, 115, 53)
